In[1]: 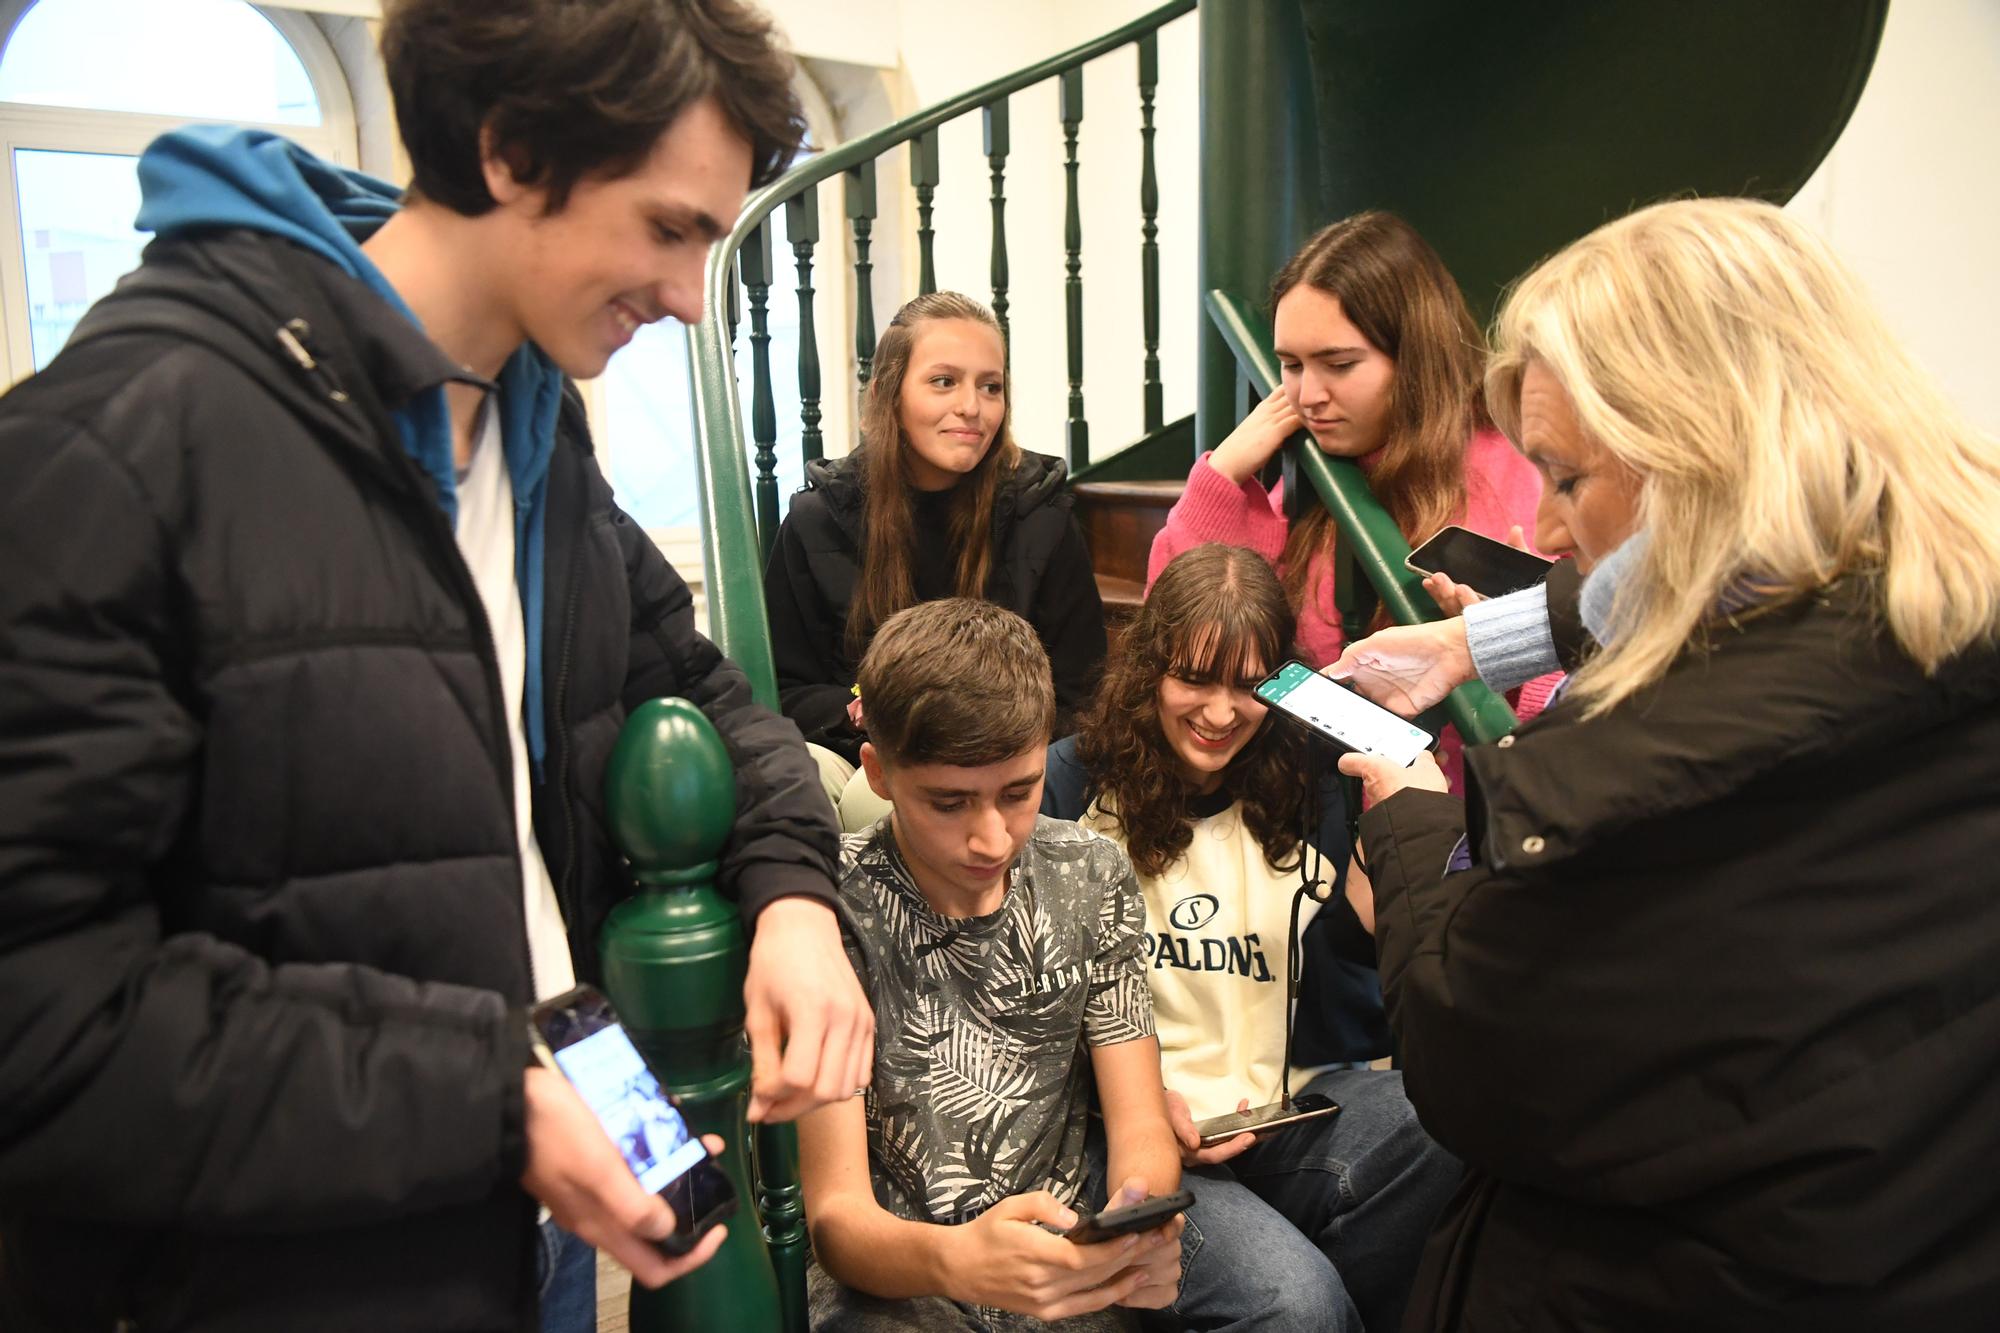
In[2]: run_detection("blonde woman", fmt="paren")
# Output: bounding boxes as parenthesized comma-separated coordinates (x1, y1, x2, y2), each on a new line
(1331, 198, 2000, 1330)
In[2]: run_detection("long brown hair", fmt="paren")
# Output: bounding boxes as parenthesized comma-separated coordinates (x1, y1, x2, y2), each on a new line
(846, 292, 1021, 656)
(1076, 544, 1306, 879)
(1270, 212, 1487, 613)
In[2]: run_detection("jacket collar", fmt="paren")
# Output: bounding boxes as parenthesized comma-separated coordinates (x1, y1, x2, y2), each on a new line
(802, 447, 1069, 545)
(1468, 580, 2000, 872)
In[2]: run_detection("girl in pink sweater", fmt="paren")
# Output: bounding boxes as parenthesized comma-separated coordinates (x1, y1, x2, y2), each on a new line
(1149, 212, 1554, 781)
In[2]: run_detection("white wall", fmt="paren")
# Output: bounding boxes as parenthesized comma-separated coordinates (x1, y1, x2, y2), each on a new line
(1787, 0, 2000, 435)
(863, 0, 2000, 447)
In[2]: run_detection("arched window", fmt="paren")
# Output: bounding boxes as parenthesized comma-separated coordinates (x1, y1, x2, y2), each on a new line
(0, 0, 357, 382)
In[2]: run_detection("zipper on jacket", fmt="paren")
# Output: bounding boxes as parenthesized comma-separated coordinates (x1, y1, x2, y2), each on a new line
(278, 315, 539, 1000)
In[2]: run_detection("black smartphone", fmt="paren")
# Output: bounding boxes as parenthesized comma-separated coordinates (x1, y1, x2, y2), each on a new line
(1065, 1189, 1196, 1244)
(1405, 524, 1553, 600)
(1194, 1093, 1342, 1147)
(528, 984, 737, 1255)
(1255, 661, 1434, 768)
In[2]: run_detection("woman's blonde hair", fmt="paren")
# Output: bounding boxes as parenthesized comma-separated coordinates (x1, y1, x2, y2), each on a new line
(1487, 197, 2000, 715)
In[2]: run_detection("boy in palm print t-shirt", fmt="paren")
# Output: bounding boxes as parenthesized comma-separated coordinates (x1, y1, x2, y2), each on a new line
(799, 600, 1184, 1330)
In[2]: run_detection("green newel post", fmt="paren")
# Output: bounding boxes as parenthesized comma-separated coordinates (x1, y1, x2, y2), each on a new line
(601, 698, 796, 1332)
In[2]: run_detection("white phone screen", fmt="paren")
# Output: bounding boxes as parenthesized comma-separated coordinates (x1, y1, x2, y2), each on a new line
(1256, 661, 1433, 768)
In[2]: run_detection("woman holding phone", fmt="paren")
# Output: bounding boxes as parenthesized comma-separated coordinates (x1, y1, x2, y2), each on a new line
(1044, 543, 1460, 1332)
(1150, 212, 1543, 652)
(765, 291, 1106, 823)
(1336, 199, 2000, 1330)
(1149, 212, 1550, 786)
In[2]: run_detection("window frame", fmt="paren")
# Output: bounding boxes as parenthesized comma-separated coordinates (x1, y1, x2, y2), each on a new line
(0, 0, 358, 385)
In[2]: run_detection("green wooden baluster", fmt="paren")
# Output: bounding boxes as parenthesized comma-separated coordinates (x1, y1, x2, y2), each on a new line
(601, 698, 798, 1332)
(787, 185, 824, 466)
(1060, 67, 1088, 468)
(984, 98, 1010, 357)
(754, 1115, 807, 1333)
(847, 160, 877, 390)
(742, 220, 779, 562)
(1138, 31, 1163, 434)
(912, 129, 940, 297)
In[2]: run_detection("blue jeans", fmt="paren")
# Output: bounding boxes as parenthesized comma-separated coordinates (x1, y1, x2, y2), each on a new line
(536, 1216, 597, 1333)
(1145, 1069, 1461, 1332)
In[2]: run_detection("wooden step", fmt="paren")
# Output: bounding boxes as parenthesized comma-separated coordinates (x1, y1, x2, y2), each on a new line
(1095, 572, 1146, 661)
(1073, 479, 1183, 585)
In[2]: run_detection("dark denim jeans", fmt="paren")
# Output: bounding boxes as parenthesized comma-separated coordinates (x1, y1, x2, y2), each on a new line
(1144, 1069, 1461, 1332)
(535, 1215, 597, 1333)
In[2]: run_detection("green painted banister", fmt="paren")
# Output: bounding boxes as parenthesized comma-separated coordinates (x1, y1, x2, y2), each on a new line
(689, 0, 1197, 693)
(1204, 289, 1518, 746)
(601, 697, 799, 1331)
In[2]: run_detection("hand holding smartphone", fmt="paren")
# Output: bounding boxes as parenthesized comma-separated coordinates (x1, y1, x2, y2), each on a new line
(1064, 1190, 1196, 1244)
(1193, 1093, 1342, 1148)
(528, 984, 737, 1257)
(1256, 661, 1435, 767)
(1405, 524, 1552, 600)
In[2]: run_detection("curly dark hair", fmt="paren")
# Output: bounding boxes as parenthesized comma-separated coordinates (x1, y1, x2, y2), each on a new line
(382, 0, 807, 216)
(1075, 544, 1307, 879)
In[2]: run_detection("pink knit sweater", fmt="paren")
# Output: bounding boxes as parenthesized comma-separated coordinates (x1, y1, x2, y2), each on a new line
(1146, 428, 1551, 791)
(1148, 428, 1544, 664)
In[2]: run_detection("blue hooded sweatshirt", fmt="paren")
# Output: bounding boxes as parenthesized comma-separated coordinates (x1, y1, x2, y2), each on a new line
(135, 125, 563, 772)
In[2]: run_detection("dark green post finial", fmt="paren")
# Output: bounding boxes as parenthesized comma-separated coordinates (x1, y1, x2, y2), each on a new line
(601, 698, 800, 1331)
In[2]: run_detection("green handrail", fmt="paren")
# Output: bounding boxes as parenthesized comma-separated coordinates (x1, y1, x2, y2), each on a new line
(1203, 288, 1517, 746)
(688, 0, 1198, 700)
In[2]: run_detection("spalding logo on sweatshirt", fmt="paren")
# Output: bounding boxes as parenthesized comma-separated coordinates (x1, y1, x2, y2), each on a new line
(1145, 893, 1273, 981)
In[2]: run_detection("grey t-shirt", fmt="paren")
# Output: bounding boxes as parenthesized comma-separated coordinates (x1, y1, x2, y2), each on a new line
(837, 815, 1155, 1226)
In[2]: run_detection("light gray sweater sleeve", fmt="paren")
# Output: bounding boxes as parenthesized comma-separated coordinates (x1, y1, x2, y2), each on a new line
(1462, 583, 1561, 691)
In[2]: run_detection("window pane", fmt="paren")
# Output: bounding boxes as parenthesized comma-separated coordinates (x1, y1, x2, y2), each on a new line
(15, 148, 144, 372)
(0, 0, 320, 125)
(601, 318, 701, 531)
(602, 147, 818, 537)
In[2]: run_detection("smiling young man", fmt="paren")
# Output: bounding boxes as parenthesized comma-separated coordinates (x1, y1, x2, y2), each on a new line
(0, 3, 871, 1331)
(798, 600, 1183, 1330)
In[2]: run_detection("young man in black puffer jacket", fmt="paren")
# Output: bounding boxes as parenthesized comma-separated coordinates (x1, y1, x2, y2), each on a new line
(0, 3, 873, 1330)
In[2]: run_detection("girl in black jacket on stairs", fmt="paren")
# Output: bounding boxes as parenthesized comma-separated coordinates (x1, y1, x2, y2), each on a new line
(763, 292, 1106, 821)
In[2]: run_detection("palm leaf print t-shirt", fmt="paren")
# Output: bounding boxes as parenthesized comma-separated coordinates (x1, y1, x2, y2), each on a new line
(837, 815, 1155, 1226)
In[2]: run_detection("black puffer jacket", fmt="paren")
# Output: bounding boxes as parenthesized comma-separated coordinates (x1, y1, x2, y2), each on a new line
(0, 230, 837, 1332)
(763, 451, 1106, 764)
(1362, 582, 2000, 1331)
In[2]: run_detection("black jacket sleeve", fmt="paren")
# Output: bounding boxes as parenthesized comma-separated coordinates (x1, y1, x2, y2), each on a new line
(762, 508, 865, 766)
(616, 504, 840, 922)
(0, 414, 526, 1229)
(1030, 515, 1108, 733)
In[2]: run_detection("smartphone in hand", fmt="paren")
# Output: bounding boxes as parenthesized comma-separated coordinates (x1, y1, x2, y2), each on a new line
(1256, 661, 1434, 768)
(1194, 1093, 1341, 1148)
(1406, 524, 1553, 600)
(1065, 1190, 1195, 1244)
(529, 984, 738, 1255)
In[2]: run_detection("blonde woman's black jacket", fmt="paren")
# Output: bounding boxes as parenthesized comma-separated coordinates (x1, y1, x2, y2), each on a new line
(1361, 582, 2000, 1331)
(762, 450, 1107, 764)
(0, 230, 838, 1333)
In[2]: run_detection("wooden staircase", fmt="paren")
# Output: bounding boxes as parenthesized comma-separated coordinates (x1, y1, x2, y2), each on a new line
(1074, 478, 1183, 656)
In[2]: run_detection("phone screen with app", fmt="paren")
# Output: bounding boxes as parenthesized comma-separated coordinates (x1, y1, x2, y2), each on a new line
(1256, 661, 1433, 768)
(532, 986, 737, 1254)
(550, 1022, 707, 1195)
